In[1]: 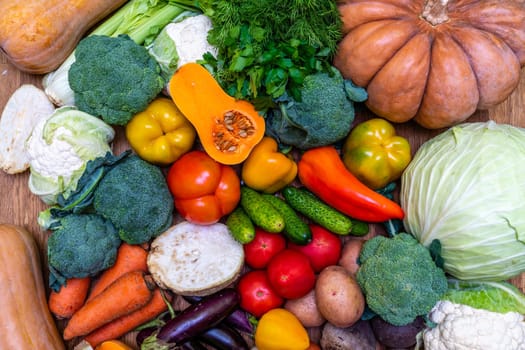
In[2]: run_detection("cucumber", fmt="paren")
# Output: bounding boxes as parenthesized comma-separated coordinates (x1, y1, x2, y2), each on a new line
(282, 186, 353, 235)
(240, 186, 285, 233)
(226, 207, 255, 244)
(262, 194, 312, 245)
(350, 219, 369, 236)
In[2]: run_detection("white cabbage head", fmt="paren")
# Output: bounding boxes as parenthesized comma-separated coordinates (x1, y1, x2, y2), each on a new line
(401, 121, 525, 281)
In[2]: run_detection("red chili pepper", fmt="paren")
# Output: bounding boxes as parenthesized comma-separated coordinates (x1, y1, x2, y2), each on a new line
(297, 146, 404, 222)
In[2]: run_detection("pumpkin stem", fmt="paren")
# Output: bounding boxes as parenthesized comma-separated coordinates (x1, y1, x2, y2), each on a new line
(421, 0, 450, 26)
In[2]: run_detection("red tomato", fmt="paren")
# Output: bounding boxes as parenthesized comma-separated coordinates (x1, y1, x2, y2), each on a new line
(243, 228, 287, 269)
(288, 224, 342, 272)
(237, 270, 284, 318)
(266, 249, 316, 299)
(166, 150, 240, 224)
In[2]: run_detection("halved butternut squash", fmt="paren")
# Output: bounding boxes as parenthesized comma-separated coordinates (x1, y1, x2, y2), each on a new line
(169, 63, 265, 165)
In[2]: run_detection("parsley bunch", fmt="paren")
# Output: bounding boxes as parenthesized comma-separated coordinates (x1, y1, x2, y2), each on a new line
(200, 0, 342, 106)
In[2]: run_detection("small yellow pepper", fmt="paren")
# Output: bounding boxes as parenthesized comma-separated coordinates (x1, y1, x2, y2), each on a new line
(342, 118, 411, 190)
(125, 97, 196, 166)
(255, 308, 310, 350)
(241, 136, 297, 193)
(95, 340, 133, 350)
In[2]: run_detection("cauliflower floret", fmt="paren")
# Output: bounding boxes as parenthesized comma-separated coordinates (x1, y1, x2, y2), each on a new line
(28, 118, 86, 179)
(165, 14, 217, 67)
(422, 301, 525, 350)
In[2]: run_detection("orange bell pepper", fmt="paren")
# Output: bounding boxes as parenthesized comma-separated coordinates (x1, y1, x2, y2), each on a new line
(297, 146, 404, 222)
(241, 136, 297, 193)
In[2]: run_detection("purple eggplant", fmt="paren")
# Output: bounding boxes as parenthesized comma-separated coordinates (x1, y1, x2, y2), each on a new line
(225, 309, 254, 334)
(141, 288, 239, 349)
(183, 295, 254, 334)
(199, 324, 249, 350)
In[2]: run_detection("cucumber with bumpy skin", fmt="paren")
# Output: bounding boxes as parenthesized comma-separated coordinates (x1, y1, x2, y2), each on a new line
(262, 194, 312, 245)
(282, 186, 353, 235)
(226, 207, 255, 244)
(240, 186, 285, 233)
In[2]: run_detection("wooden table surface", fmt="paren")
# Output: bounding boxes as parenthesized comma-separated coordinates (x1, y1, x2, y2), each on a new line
(1, 50, 524, 309)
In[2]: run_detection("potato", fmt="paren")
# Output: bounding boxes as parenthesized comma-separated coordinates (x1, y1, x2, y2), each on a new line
(338, 239, 364, 276)
(284, 289, 326, 328)
(315, 265, 365, 328)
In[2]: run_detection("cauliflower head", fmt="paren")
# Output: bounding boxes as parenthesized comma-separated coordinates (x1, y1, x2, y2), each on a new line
(422, 300, 525, 350)
(27, 106, 115, 205)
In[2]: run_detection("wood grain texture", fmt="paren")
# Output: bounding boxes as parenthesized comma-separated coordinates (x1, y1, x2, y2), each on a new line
(1, 50, 524, 346)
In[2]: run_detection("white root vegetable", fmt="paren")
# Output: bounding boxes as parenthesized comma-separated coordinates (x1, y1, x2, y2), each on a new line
(0, 84, 55, 174)
(147, 221, 244, 296)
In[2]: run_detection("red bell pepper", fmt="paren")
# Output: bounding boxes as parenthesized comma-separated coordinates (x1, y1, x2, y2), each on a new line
(297, 146, 404, 222)
(166, 150, 241, 225)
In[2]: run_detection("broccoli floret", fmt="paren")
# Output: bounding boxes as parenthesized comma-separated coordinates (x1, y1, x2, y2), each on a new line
(93, 154, 174, 244)
(69, 34, 165, 126)
(356, 233, 448, 326)
(47, 213, 121, 291)
(265, 66, 367, 149)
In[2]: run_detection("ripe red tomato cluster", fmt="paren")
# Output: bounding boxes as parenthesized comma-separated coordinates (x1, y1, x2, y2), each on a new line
(237, 225, 342, 317)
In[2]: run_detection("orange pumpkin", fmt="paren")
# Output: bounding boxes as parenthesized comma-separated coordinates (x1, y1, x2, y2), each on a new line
(169, 63, 266, 165)
(334, 0, 525, 129)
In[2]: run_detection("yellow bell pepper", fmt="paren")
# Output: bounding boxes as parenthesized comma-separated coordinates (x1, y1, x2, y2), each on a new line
(255, 308, 310, 350)
(125, 97, 196, 165)
(241, 137, 297, 193)
(95, 340, 133, 350)
(342, 118, 411, 190)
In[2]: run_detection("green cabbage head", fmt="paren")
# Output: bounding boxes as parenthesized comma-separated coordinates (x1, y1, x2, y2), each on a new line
(401, 121, 525, 282)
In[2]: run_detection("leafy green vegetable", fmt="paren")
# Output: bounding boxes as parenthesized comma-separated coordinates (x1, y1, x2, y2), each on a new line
(93, 154, 174, 244)
(401, 121, 525, 281)
(69, 34, 165, 126)
(199, 0, 341, 103)
(357, 233, 448, 326)
(265, 67, 367, 149)
(47, 213, 121, 291)
(443, 279, 525, 314)
(37, 151, 131, 230)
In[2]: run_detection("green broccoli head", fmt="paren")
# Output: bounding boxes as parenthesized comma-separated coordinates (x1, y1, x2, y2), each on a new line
(47, 213, 121, 291)
(93, 154, 174, 244)
(69, 34, 165, 126)
(356, 233, 448, 326)
(265, 66, 367, 149)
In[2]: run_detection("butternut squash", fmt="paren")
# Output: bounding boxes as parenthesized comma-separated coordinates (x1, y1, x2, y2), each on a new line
(0, 224, 65, 350)
(169, 63, 266, 165)
(0, 0, 127, 74)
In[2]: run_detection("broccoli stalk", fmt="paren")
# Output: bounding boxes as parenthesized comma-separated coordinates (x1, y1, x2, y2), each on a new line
(43, 0, 205, 107)
(356, 233, 448, 326)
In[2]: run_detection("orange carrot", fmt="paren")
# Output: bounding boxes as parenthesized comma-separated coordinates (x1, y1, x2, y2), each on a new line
(48, 277, 91, 319)
(63, 270, 155, 340)
(85, 288, 171, 347)
(87, 242, 149, 302)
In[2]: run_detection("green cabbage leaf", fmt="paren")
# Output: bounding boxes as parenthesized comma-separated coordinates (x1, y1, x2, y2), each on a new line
(401, 121, 525, 281)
